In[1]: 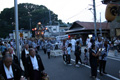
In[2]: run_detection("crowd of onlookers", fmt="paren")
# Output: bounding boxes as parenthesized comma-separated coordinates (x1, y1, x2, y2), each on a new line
(0, 35, 120, 80)
(60, 36, 120, 80)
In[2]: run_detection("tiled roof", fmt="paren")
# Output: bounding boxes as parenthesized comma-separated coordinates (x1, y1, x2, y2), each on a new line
(102, 0, 119, 4)
(75, 21, 110, 30)
(66, 21, 110, 33)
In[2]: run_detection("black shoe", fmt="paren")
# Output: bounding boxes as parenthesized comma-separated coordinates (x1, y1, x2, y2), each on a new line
(103, 72, 107, 74)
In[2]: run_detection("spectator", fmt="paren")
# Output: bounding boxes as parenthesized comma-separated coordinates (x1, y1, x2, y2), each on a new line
(62, 39, 67, 64)
(99, 40, 109, 76)
(83, 48, 88, 65)
(66, 43, 72, 65)
(71, 38, 76, 52)
(0, 42, 7, 54)
(89, 44, 100, 79)
(74, 41, 82, 67)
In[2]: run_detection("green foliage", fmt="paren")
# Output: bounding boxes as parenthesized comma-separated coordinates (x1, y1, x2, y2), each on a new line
(0, 3, 60, 38)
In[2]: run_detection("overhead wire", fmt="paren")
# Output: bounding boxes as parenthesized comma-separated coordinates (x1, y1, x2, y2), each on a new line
(64, 2, 104, 22)
(64, 6, 90, 22)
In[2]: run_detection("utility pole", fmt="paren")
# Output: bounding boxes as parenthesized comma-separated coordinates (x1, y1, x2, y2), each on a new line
(93, 0, 97, 37)
(14, 0, 20, 61)
(30, 18, 32, 37)
(100, 12, 102, 36)
(49, 10, 52, 25)
(49, 10, 52, 36)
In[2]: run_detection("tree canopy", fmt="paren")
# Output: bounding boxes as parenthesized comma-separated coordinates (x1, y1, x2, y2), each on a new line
(0, 3, 62, 38)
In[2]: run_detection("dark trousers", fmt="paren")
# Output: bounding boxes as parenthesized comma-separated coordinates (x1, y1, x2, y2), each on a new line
(33, 70, 41, 80)
(47, 52, 50, 59)
(37, 46, 40, 50)
(67, 55, 71, 64)
(63, 54, 67, 62)
(75, 55, 82, 64)
(99, 60, 106, 73)
(91, 62, 97, 77)
(43, 48, 46, 54)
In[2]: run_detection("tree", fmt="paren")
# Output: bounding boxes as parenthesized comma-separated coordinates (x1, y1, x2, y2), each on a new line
(0, 3, 60, 38)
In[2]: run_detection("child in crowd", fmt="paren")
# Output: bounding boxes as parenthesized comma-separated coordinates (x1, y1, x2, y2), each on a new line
(84, 48, 88, 65)
(66, 43, 72, 65)
(62, 40, 67, 64)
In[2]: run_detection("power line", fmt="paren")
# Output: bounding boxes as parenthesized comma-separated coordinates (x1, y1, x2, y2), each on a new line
(64, 2, 104, 22)
(64, 6, 90, 22)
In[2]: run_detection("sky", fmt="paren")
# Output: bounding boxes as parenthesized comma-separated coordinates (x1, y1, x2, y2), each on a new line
(0, 0, 107, 23)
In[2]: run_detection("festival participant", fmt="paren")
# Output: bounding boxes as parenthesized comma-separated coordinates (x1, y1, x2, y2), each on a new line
(74, 41, 82, 67)
(26, 48, 45, 80)
(99, 40, 109, 76)
(0, 54, 25, 80)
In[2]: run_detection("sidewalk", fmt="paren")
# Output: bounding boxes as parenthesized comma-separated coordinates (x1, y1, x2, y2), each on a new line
(108, 50, 120, 59)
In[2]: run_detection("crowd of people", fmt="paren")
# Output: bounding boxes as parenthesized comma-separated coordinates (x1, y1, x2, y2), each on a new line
(60, 36, 112, 80)
(0, 38, 52, 80)
(0, 35, 119, 80)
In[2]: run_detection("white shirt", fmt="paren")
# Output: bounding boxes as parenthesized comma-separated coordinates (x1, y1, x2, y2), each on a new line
(4, 64, 14, 79)
(67, 47, 72, 55)
(88, 42, 92, 49)
(86, 38, 90, 45)
(71, 39, 76, 45)
(25, 49, 29, 55)
(11, 54, 13, 60)
(114, 40, 120, 46)
(30, 56, 39, 70)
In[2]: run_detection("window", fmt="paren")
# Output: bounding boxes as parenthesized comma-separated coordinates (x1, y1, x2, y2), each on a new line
(116, 28, 120, 36)
(25, 36, 27, 38)
(53, 29, 56, 31)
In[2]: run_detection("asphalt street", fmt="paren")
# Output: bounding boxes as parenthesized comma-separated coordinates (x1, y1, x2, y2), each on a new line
(39, 49, 120, 80)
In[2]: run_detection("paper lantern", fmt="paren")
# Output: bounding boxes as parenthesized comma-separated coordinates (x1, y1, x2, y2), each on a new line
(105, 3, 119, 22)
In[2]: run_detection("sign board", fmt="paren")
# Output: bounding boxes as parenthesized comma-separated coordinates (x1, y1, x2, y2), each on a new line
(19, 33, 23, 37)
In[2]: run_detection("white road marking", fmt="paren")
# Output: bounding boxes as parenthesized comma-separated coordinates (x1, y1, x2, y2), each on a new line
(108, 56, 120, 62)
(71, 59, 120, 80)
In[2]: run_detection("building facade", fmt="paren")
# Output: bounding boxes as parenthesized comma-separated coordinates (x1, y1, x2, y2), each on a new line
(66, 21, 110, 45)
(13, 30, 31, 39)
(44, 25, 70, 37)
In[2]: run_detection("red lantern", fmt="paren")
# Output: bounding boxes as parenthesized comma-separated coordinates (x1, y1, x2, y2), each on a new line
(68, 35, 70, 38)
(32, 29, 34, 31)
